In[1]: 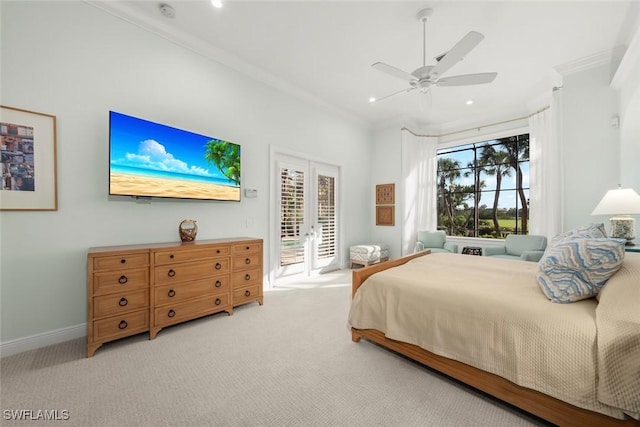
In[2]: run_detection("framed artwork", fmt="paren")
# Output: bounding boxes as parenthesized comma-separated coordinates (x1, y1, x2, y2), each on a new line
(376, 205, 395, 226)
(0, 106, 57, 211)
(376, 183, 394, 205)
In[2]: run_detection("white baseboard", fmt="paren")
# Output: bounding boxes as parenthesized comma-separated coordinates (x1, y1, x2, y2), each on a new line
(0, 324, 87, 358)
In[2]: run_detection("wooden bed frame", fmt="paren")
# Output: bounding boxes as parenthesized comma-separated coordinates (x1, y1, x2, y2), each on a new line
(350, 251, 640, 427)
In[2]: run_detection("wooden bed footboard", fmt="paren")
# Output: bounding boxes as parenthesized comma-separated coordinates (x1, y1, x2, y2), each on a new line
(351, 249, 430, 297)
(350, 251, 639, 427)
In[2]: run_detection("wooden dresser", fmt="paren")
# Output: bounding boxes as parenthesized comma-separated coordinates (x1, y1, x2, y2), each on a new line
(87, 237, 263, 357)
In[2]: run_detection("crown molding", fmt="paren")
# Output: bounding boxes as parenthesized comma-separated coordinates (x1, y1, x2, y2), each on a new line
(554, 45, 626, 76)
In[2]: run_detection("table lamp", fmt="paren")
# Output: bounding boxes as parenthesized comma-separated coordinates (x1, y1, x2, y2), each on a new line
(591, 185, 640, 246)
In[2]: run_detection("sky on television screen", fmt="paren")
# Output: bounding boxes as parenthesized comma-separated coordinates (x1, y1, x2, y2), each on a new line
(110, 112, 237, 182)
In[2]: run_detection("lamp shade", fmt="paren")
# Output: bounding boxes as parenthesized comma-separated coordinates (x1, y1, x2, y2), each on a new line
(591, 187, 640, 216)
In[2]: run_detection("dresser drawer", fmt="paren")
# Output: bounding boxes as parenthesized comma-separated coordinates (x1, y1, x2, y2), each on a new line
(154, 258, 230, 286)
(155, 276, 229, 305)
(232, 284, 261, 305)
(93, 289, 149, 319)
(232, 242, 262, 254)
(154, 246, 229, 265)
(93, 310, 149, 342)
(154, 294, 230, 327)
(233, 253, 262, 271)
(93, 268, 149, 295)
(232, 267, 261, 288)
(92, 252, 149, 271)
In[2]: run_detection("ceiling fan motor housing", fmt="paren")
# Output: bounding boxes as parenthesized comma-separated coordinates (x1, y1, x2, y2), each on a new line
(412, 65, 434, 80)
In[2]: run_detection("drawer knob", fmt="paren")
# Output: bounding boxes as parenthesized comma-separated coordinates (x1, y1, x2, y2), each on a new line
(245, 273, 251, 281)
(118, 320, 128, 330)
(120, 259, 126, 264)
(215, 280, 222, 288)
(245, 258, 251, 265)
(168, 269, 176, 277)
(170, 254, 175, 259)
(119, 297, 128, 307)
(215, 298, 222, 306)
(244, 290, 251, 297)
(216, 249, 220, 253)
(246, 246, 250, 250)
(168, 309, 176, 318)
(118, 275, 128, 285)
(168, 289, 176, 297)
(215, 262, 222, 270)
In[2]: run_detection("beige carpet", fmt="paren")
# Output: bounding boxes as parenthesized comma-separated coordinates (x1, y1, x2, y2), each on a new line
(1, 270, 548, 427)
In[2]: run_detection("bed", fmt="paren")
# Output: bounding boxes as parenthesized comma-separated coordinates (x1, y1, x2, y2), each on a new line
(348, 250, 640, 426)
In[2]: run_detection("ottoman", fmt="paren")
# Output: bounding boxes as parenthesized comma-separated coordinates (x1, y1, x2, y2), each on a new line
(349, 243, 389, 268)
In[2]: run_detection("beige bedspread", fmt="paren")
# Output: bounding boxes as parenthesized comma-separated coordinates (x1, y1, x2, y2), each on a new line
(348, 252, 635, 419)
(596, 253, 640, 419)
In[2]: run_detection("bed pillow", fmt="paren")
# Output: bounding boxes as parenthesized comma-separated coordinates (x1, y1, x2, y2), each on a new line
(550, 223, 607, 245)
(536, 237, 625, 303)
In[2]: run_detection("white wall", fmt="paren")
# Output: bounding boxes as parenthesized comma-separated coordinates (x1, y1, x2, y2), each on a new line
(369, 125, 403, 258)
(619, 91, 640, 191)
(0, 2, 372, 347)
(613, 21, 640, 239)
(561, 64, 621, 231)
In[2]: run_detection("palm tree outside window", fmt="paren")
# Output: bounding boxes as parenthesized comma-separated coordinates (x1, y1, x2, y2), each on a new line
(436, 134, 530, 238)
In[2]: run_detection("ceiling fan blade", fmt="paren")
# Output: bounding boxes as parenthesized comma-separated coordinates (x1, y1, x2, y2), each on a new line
(372, 62, 417, 82)
(370, 87, 417, 103)
(436, 72, 497, 87)
(429, 31, 484, 78)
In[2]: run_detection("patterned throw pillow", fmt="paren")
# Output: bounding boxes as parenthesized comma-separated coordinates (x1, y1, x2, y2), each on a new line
(549, 223, 607, 245)
(536, 237, 625, 303)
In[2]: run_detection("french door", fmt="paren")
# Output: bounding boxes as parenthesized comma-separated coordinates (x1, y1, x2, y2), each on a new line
(273, 154, 340, 282)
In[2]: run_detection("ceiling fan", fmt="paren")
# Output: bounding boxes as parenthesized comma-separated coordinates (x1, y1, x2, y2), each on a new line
(370, 8, 497, 103)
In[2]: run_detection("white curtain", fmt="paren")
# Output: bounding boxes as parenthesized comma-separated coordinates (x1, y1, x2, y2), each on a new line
(529, 88, 563, 240)
(401, 129, 437, 255)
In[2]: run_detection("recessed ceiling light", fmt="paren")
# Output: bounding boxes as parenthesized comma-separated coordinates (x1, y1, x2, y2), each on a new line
(466, 100, 474, 105)
(369, 97, 376, 103)
(211, 0, 223, 8)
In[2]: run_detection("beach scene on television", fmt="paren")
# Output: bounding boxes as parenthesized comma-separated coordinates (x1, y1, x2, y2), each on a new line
(109, 112, 241, 201)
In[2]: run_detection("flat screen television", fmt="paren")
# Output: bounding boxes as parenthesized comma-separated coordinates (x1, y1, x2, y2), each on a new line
(109, 111, 241, 202)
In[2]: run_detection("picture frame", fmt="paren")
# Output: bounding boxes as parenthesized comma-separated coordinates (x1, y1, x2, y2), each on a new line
(1, 106, 57, 211)
(376, 205, 395, 226)
(376, 183, 395, 205)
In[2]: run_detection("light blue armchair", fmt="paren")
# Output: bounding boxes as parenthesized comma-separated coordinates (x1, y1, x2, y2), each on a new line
(481, 234, 547, 262)
(415, 230, 459, 253)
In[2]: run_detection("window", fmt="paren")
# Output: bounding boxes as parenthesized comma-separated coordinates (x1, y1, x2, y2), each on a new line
(436, 133, 530, 238)
(316, 174, 336, 260)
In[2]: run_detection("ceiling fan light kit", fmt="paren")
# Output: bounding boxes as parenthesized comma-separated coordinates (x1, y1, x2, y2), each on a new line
(370, 8, 497, 103)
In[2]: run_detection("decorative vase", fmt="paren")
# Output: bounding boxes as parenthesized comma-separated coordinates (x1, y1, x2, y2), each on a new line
(179, 219, 198, 242)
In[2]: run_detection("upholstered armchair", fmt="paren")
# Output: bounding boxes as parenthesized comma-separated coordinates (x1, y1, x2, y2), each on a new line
(481, 234, 547, 262)
(415, 230, 459, 253)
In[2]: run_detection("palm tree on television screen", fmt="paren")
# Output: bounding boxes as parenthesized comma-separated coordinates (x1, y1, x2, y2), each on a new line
(204, 139, 240, 186)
